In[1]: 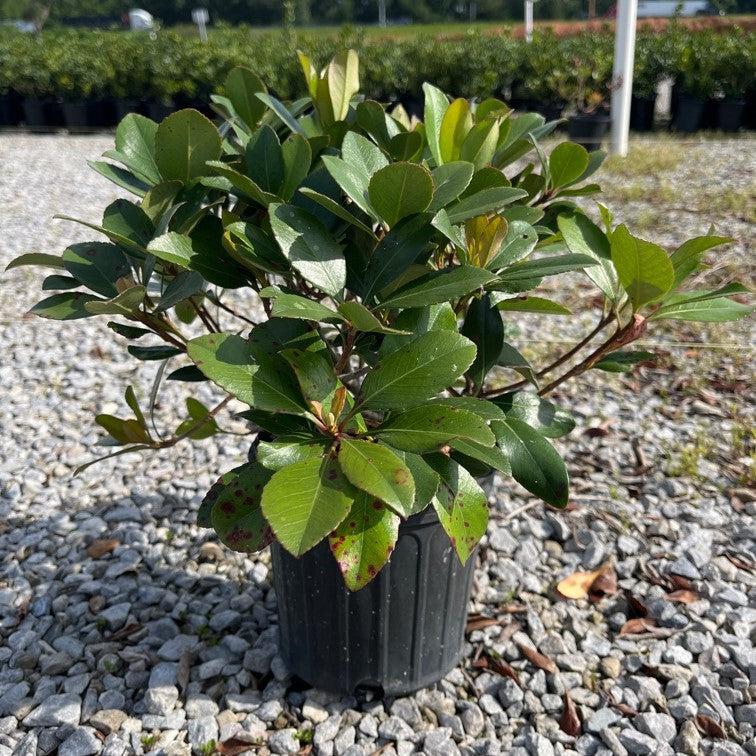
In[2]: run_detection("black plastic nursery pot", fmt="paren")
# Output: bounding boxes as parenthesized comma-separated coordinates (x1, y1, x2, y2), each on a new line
(271, 474, 495, 696)
(673, 95, 705, 133)
(567, 111, 610, 151)
(114, 98, 144, 122)
(62, 100, 90, 132)
(531, 100, 565, 123)
(716, 100, 745, 132)
(87, 98, 116, 129)
(22, 97, 64, 131)
(630, 95, 656, 132)
(145, 100, 176, 122)
(0, 91, 22, 127)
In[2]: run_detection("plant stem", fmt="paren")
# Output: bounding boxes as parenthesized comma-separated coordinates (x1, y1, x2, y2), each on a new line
(205, 293, 258, 326)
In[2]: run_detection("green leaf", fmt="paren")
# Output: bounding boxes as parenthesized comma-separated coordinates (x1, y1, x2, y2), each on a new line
(449, 438, 511, 476)
(198, 464, 247, 527)
(431, 208, 467, 250)
(261, 456, 354, 556)
(337, 301, 408, 334)
(167, 365, 206, 382)
(460, 119, 500, 169)
(493, 254, 598, 287)
(388, 131, 423, 161)
(255, 92, 306, 135)
(445, 187, 528, 224)
(205, 161, 279, 207)
(88, 160, 149, 196)
(155, 270, 205, 313)
(261, 286, 343, 323)
(374, 404, 495, 453)
(358, 330, 476, 411)
(187, 332, 306, 414)
(113, 113, 161, 183)
(175, 397, 218, 439)
(61, 242, 131, 299)
(327, 49, 360, 122)
(155, 109, 222, 184)
(610, 225, 674, 310)
(41, 274, 79, 291)
(107, 321, 152, 339)
(492, 392, 575, 438)
(280, 134, 312, 201)
(431, 396, 506, 421)
(148, 216, 247, 289)
(225, 66, 267, 129)
(211, 462, 274, 552)
(593, 350, 656, 372)
(423, 82, 449, 167)
(245, 124, 284, 194)
(84, 285, 145, 316)
(497, 341, 537, 386)
(669, 235, 733, 288)
(430, 161, 475, 211)
(557, 212, 618, 300)
(297, 188, 377, 238)
(127, 344, 181, 361)
(379, 302, 457, 357)
(141, 181, 183, 223)
(338, 439, 415, 516)
(362, 215, 435, 301)
(439, 98, 473, 163)
(30, 292, 100, 320)
(650, 291, 753, 322)
(390, 448, 440, 515)
(549, 142, 590, 188)
(329, 490, 400, 590)
(321, 155, 373, 216)
(281, 342, 339, 410)
(368, 162, 434, 228)
(496, 418, 569, 507)
(494, 296, 570, 315)
(488, 220, 538, 271)
(95, 414, 150, 444)
(379, 266, 496, 309)
(257, 438, 328, 470)
(6, 253, 65, 271)
(269, 203, 346, 297)
(461, 294, 503, 388)
(428, 456, 488, 564)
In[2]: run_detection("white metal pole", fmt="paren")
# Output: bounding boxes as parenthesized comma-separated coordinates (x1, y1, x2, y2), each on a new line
(524, 0, 534, 43)
(610, 0, 638, 156)
(378, 0, 386, 26)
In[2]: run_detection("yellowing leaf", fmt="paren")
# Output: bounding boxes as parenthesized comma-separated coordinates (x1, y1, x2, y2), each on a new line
(465, 215, 508, 268)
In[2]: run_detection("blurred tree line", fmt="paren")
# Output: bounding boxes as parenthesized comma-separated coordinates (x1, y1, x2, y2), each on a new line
(1, 0, 752, 26)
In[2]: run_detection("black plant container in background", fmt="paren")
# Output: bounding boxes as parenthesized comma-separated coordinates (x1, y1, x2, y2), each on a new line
(271, 476, 495, 695)
(0, 90, 22, 127)
(88, 98, 116, 129)
(62, 100, 90, 131)
(673, 94, 705, 133)
(532, 100, 565, 123)
(23, 97, 64, 131)
(114, 99, 144, 122)
(146, 100, 175, 122)
(630, 95, 656, 131)
(567, 110, 610, 151)
(716, 100, 745, 132)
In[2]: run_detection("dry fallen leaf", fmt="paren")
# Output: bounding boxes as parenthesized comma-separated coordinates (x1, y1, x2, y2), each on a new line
(559, 692, 581, 736)
(665, 589, 699, 604)
(619, 618, 657, 635)
(556, 563, 616, 601)
(516, 642, 557, 674)
(466, 614, 503, 633)
(472, 653, 520, 685)
(216, 736, 263, 755)
(86, 538, 120, 559)
(695, 714, 727, 740)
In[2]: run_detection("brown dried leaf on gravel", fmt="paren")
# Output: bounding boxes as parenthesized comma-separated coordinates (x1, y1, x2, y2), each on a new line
(466, 614, 502, 633)
(472, 653, 520, 685)
(556, 563, 617, 601)
(559, 692, 581, 736)
(516, 641, 557, 674)
(619, 618, 658, 635)
(86, 538, 120, 558)
(665, 588, 700, 604)
(216, 736, 264, 755)
(695, 714, 728, 740)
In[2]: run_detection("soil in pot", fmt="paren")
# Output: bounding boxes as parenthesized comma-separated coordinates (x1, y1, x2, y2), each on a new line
(62, 101, 90, 132)
(630, 95, 656, 131)
(716, 100, 745, 132)
(271, 474, 495, 696)
(673, 94, 705, 133)
(567, 110, 610, 151)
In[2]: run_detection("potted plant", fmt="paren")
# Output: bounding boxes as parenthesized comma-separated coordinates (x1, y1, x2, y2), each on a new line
(8, 50, 752, 696)
(671, 29, 718, 133)
(709, 27, 754, 132)
(630, 33, 667, 132)
(0, 30, 24, 127)
(513, 32, 568, 121)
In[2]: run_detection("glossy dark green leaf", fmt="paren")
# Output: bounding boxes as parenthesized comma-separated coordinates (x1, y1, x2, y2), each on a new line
(492, 392, 575, 438)
(669, 235, 733, 288)
(155, 109, 222, 184)
(423, 82, 449, 167)
(461, 294, 504, 388)
(245, 124, 284, 194)
(368, 162, 434, 227)
(6, 253, 65, 271)
(107, 321, 152, 340)
(429, 161, 475, 211)
(448, 438, 511, 476)
(549, 142, 589, 188)
(127, 345, 182, 361)
(88, 160, 149, 196)
(444, 187, 528, 224)
(257, 438, 329, 470)
(493, 254, 598, 288)
(167, 365, 207, 382)
(337, 301, 408, 334)
(496, 418, 569, 507)
(225, 66, 268, 129)
(84, 285, 145, 316)
(380, 266, 496, 309)
(497, 342, 537, 386)
(30, 292, 100, 320)
(261, 286, 344, 323)
(494, 295, 570, 315)
(41, 274, 79, 291)
(379, 302, 457, 357)
(155, 270, 205, 313)
(487, 220, 538, 271)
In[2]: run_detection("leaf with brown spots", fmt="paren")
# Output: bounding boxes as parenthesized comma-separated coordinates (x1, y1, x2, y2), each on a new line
(665, 589, 699, 604)
(329, 490, 400, 590)
(428, 455, 488, 564)
(559, 692, 581, 737)
(211, 462, 274, 553)
(695, 714, 727, 740)
(516, 641, 557, 674)
(86, 538, 120, 559)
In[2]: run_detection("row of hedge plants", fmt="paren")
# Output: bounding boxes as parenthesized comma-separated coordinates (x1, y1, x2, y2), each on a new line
(0, 24, 753, 133)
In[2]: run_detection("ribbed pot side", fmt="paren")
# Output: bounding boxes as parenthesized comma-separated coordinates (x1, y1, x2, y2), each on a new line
(270, 505, 477, 696)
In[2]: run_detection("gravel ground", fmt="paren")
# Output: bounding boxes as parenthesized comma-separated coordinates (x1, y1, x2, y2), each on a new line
(0, 133, 754, 756)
